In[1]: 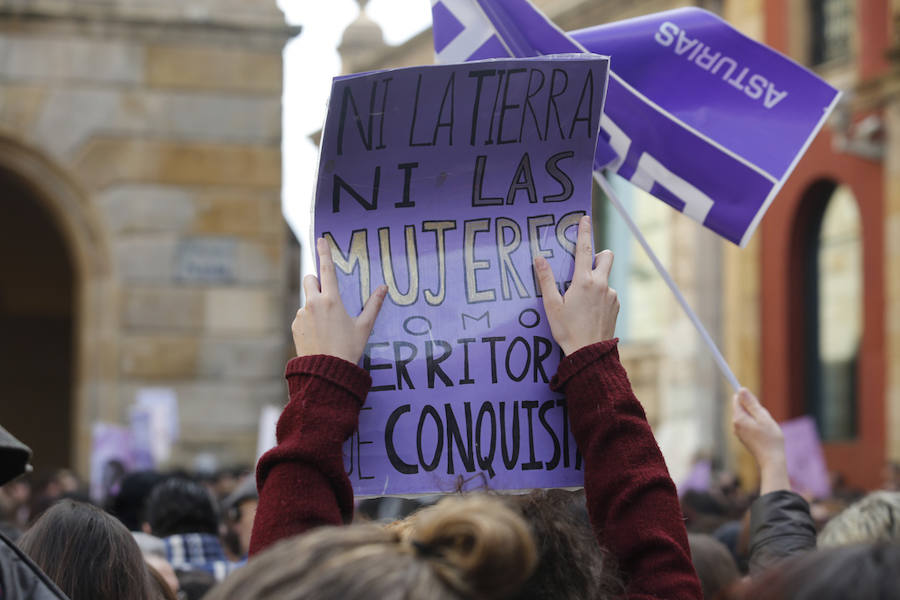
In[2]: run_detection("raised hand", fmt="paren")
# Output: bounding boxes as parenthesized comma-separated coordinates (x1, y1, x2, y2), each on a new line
(291, 237, 388, 364)
(733, 388, 790, 494)
(533, 214, 619, 356)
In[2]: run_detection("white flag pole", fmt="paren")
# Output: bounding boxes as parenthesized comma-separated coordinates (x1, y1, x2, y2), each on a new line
(594, 171, 741, 393)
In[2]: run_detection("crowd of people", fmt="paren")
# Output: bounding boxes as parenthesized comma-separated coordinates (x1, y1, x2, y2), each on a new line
(2, 217, 899, 599)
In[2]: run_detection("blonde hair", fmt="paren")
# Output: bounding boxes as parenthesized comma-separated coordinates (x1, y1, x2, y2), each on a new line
(207, 495, 537, 600)
(819, 491, 900, 547)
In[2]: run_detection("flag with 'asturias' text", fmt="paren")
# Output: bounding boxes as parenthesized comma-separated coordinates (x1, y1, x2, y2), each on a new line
(431, 0, 840, 246)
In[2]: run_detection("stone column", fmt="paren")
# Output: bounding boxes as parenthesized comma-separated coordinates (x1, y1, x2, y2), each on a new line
(339, 0, 387, 75)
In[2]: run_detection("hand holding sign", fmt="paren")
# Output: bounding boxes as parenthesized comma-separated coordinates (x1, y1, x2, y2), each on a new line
(534, 215, 619, 356)
(293, 238, 388, 364)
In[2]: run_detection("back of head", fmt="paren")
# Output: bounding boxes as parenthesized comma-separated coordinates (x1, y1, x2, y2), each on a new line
(145, 477, 219, 537)
(728, 543, 900, 600)
(688, 533, 740, 600)
(17, 499, 153, 600)
(818, 491, 900, 547)
(109, 470, 166, 531)
(206, 494, 536, 600)
(505, 489, 623, 600)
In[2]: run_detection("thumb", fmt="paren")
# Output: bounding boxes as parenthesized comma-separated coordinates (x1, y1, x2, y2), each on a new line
(357, 285, 388, 332)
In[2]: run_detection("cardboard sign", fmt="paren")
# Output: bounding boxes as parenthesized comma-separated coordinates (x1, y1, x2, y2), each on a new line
(314, 56, 608, 495)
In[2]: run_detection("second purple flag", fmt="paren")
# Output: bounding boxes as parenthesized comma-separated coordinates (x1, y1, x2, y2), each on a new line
(432, 1, 841, 246)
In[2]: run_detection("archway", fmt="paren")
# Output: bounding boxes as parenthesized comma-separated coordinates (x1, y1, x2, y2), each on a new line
(0, 168, 75, 473)
(0, 137, 113, 477)
(761, 128, 885, 490)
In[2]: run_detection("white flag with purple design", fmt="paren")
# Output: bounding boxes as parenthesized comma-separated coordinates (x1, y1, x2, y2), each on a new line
(431, 0, 840, 246)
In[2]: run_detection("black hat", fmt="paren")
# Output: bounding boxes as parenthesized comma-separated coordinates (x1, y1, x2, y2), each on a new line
(0, 425, 32, 486)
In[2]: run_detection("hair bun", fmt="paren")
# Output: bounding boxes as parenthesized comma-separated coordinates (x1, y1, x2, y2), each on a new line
(408, 496, 537, 599)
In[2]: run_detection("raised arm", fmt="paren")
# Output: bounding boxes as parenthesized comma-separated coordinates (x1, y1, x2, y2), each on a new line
(535, 215, 702, 600)
(732, 389, 816, 574)
(249, 238, 387, 556)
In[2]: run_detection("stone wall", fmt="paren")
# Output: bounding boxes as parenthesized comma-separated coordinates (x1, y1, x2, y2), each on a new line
(0, 0, 296, 472)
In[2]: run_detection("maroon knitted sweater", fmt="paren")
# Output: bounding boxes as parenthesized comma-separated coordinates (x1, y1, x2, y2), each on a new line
(249, 340, 701, 600)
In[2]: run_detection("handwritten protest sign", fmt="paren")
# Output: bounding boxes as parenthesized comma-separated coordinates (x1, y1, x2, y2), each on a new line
(313, 56, 608, 495)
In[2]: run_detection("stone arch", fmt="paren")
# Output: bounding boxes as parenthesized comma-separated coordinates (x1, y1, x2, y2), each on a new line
(0, 136, 115, 475)
(761, 128, 885, 489)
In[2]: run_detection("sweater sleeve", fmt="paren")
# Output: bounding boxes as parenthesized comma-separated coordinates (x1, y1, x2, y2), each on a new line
(551, 340, 702, 600)
(248, 354, 371, 557)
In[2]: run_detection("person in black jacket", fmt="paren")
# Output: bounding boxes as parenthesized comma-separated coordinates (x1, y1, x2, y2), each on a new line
(0, 424, 69, 600)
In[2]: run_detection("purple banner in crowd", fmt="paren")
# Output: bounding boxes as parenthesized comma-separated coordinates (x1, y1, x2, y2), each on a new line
(432, 1, 840, 246)
(314, 56, 608, 495)
(781, 416, 832, 499)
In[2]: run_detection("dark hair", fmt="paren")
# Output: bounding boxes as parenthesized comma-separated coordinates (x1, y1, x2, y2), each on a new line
(688, 533, 740, 600)
(17, 499, 154, 600)
(728, 543, 900, 600)
(108, 470, 166, 531)
(175, 569, 217, 600)
(145, 477, 219, 537)
(505, 489, 624, 600)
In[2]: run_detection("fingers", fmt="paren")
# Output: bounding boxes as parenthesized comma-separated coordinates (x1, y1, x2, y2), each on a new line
(534, 256, 562, 306)
(302, 274, 321, 300)
(357, 285, 388, 331)
(737, 388, 765, 419)
(317, 237, 339, 295)
(593, 249, 614, 282)
(573, 214, 593, 277)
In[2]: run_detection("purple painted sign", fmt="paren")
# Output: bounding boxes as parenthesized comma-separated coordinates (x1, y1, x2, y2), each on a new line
(432, 1, 840, 246)
(781, 416, 832, 499)
(314, 56, 608, 496)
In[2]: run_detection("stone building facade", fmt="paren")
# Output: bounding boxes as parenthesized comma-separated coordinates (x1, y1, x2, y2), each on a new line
(0, 0, 297, 475)
(340, 0, 900, 489)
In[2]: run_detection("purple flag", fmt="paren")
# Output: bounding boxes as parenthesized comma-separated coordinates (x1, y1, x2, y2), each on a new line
(431, 1, 840, 246)
(314, 56, 608, 495)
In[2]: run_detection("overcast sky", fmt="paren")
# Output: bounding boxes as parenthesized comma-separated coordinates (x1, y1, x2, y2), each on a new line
(276, 0, 433, 282)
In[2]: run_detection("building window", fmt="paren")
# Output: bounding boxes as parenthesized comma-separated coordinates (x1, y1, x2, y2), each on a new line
(810, 0, 853, 65)
(804, 184, 862, 441)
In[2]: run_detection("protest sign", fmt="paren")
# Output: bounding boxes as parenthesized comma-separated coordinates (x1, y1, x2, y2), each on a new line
(314, 56, 608, 495)
(89, 423, 134, 502)
(131, 387, 179, 468)
(432, 2, 840, 246)
(781, 416, 832, 499)
(256, 405, 280, 461)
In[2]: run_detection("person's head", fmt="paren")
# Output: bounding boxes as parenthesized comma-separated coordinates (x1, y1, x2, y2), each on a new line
(108, 470, 165, 531)
(818, 491, 900, 547)
(145, 476, 220, 537)
(206, 494, 536, 600)
(688, 533, 740, 600)
(727, 543, 900, 600)
(223, 475, 259, 558)
(17, 499, 154, 600)
(504, 489, 623, 600)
